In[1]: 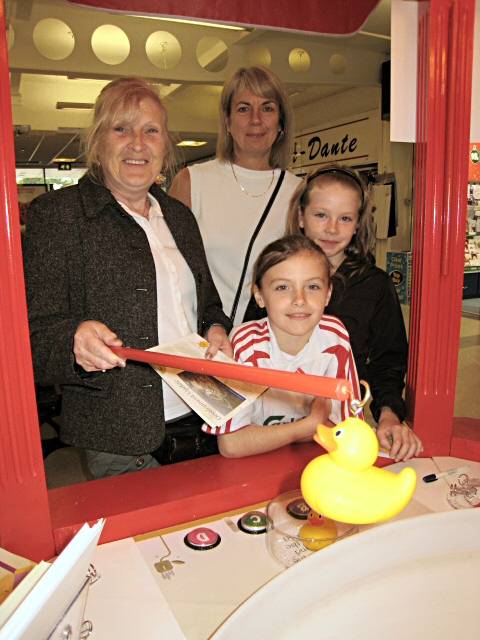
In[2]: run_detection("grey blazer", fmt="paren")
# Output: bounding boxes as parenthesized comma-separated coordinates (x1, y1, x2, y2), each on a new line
(24, 175, 231, 455)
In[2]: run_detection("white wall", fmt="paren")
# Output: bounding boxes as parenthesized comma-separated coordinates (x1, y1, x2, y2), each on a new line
(294, 86, 381, 133)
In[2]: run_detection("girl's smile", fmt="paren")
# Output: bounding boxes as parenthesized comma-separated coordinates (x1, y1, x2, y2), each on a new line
(253, 250, 331, 355)
(299, 183, 360, 269)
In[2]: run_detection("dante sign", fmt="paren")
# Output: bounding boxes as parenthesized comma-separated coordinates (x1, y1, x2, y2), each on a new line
(307, 134, 358, 162)
(292, 114, 379, 171)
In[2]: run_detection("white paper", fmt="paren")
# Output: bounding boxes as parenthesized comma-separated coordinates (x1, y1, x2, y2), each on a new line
(149, 334, 266, 426)
(85, 538, 185, 639)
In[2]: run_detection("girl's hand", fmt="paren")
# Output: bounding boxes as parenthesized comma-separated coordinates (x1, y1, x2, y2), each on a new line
(73, 320, 125, 372)
(295, 397, 333, 443)
(308, 397, 332, 425)
(205, 325, 233, 359)
(376, 408, 423, 462)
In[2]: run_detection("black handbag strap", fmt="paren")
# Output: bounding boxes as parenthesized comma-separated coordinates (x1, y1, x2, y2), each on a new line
(230, 170, 286, 322)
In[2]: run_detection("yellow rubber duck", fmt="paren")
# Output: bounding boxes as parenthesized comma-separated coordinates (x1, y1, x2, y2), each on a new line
(300, 417, 416, 525)
(299, 511, 338, 551)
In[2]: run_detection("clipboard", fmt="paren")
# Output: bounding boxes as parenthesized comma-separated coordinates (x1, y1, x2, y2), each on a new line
(0, 520, 105, 640)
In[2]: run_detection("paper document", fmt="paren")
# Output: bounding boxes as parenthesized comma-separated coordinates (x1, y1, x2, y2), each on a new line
(149, 334, 266, 427)
(85, 537, 186, 639)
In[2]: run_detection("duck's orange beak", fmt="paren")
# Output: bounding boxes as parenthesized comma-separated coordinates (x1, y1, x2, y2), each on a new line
(313, 425, 337, 452)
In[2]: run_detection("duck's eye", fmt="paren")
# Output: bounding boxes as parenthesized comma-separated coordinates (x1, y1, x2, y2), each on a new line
(335, 429, 344, 438)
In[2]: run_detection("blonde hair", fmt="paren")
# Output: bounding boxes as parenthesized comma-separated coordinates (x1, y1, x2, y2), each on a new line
(216, 66, 293, 169)
(286, 163, 375, 264)
(84, 77, 176, 184)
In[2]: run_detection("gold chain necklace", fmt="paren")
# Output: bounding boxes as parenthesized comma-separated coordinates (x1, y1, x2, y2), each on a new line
(230, 163, 275, 198)
(132, 198, 150, 218)
(116, 194, 150, 218)
(142, 197, 151, 218)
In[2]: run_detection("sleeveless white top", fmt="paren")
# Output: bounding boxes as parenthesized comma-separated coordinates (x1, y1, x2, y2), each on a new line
(188, 159, 301, 324)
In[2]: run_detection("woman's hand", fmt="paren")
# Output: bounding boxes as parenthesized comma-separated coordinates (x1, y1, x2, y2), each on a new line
(73, 320, 126, 372)
(376, 408, 423, 462)
(205, 325, 233, 359)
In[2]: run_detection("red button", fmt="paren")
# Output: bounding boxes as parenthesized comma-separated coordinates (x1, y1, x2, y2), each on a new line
(184, 527, 221, 550)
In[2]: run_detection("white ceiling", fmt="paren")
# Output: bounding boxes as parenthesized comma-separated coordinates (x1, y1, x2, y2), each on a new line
(6, 0, 391, 167)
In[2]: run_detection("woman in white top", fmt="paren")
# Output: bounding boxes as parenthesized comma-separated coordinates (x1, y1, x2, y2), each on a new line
(169, 66, 301, 325)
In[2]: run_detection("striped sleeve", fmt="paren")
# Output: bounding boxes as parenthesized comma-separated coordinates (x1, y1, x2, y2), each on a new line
(320, 315, 362, 421)
(201, 320, 270, 435)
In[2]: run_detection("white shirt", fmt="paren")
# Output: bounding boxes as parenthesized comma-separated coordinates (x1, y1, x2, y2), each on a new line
(120, 194, 196, 420)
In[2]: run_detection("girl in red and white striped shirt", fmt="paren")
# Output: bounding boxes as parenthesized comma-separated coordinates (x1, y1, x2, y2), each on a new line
(202, 234, 361, 458)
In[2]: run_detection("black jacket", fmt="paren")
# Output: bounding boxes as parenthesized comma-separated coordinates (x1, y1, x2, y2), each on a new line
(326, 259, 408, 422)
(24, 176, 231, 455)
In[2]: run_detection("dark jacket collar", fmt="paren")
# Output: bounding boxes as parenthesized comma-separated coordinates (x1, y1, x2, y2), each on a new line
(78, 174, 168, 219)
(336, 254, 377, 284)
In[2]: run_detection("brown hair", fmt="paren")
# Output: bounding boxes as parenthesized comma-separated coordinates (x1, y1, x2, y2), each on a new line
(286, 163, 375, 265)
(216, 66, 293, 169)
(84, 77, 176, 184)
(252, 234, 331, 289)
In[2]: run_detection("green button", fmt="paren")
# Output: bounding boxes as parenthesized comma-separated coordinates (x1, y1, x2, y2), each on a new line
(238, 510, 267, 534)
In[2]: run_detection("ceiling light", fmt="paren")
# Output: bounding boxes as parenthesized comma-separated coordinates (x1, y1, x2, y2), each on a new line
(53, 157, 76, 163)
(357, 30, 391, 41)
(56, 102, 94, 110)
(134, 16, 246, 31)
(176, 140, 207, 147)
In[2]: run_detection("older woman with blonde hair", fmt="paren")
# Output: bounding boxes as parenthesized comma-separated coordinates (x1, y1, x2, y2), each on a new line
(170, 66, 301, 325)
(24, 77, 231, 478)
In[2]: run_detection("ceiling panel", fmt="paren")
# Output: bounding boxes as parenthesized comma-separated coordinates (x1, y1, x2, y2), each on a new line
(8, 0, 391, 168)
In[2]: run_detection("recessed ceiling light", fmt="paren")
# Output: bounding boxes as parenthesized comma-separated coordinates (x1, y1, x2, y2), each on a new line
(176, 140, 208, 147)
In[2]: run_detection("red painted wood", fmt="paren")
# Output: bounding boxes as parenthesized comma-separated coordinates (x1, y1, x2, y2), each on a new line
(49, 443, 393, 553)
(49, 444, 318, 552)
(406, 0, 475, 456)
(0, 3, 55, 560)
(113, 347, 353, 400)
(67, 0, 381, 35)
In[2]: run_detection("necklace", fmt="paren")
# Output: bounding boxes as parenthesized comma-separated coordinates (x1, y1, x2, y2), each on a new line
(230, 163, 275, 198)
(128, 197, 150, 218)
(141, 197, 151, 218)
(114, 192, 151, 218)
